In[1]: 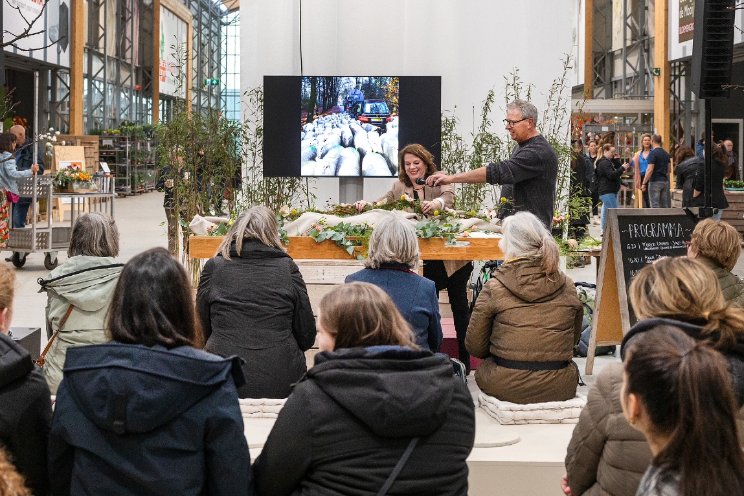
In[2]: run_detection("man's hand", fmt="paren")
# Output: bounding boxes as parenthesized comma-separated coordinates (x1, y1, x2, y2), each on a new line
(560, 474, 573, 496)
(641, 184, 647, 192)
(426, 173, 452, 187)
(31, 163, 39, 174)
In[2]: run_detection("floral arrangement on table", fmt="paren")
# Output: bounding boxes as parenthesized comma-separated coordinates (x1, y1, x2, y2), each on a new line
(199, 194, 502, 260)
(53, 164, 96, 192)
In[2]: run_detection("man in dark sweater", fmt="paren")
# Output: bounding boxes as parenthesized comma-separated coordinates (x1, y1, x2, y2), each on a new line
(427, 99, 558, 228)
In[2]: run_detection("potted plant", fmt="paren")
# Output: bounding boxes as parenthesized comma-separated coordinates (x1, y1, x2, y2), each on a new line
(53, 164, 97, 193)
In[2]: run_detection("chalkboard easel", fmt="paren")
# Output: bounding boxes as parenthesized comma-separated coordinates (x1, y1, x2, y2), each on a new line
(585, 208, 697, 374)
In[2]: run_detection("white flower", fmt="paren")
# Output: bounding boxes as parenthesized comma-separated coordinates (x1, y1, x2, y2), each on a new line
(48, 127, 54, 132)
(51, 136, 57, 142)
(55, 131, 60, 136)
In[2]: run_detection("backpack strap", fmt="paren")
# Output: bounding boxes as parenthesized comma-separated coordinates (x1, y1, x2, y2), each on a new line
(376, 437, 419, 496)
(35, 304, 74, 367)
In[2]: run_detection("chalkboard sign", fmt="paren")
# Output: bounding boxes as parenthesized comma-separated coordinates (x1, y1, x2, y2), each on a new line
(616, 213, 697, 292)
(585, 208, 698, 374)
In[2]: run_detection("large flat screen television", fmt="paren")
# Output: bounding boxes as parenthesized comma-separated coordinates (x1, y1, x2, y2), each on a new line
(264, 76, 441, 177)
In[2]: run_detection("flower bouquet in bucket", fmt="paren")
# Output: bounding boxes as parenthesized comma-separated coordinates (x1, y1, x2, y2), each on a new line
(53, 163, 97, 193)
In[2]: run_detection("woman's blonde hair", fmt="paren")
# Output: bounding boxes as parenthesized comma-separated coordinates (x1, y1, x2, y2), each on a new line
(219, 206, 284, 260)
(689, 219, 741, 272)
(0, 447, 30, 496)
(0, 264, 14, 312)
(629, 256, 744, 349)
(365, 214, 419, 270)
(500, 211, 559, 274)
(320, 282, 418, 350)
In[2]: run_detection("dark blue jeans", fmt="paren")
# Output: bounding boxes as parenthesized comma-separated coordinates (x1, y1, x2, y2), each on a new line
(12, 198, 31, 228)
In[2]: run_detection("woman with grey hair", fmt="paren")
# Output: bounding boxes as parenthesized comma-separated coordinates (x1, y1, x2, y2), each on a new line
(38, 213, 123, 394)
(345, 214, 442, 351)
(196, 205, 316, 398)
(465, 211, 583, 403)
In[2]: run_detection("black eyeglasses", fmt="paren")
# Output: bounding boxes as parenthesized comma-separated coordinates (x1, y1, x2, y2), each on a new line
(503, 117, 529, 127)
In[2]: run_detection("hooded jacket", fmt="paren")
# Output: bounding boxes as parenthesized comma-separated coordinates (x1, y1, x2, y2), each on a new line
(0, 333, 52, 496)
(566, 316, 744, 496)
(565, 362, 651, 496)
(48, 343, 252, 496)
(197, 240, 316, 399)
(465, 257, 583, 404)
(40, 255, 123, 393)
(252, 347, 475, 495)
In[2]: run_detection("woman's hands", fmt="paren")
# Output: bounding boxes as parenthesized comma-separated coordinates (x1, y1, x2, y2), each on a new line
(421, 200, 438, 215)
(354, 200, 368, 213)
(31, 163, 39, 174)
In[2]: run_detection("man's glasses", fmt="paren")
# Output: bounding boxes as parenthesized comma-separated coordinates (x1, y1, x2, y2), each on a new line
(503, 117, 529, 127)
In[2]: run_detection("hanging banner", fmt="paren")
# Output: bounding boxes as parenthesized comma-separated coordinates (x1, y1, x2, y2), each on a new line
(159, 6, 188, 98)
(670, 0, 744, 61)
(3, 0, 71, 68)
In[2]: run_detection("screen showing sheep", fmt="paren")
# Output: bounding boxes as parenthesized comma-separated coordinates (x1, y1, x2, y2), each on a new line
(300, 76, 399, 177)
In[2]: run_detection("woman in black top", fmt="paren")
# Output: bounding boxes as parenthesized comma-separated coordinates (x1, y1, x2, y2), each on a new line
(595, 144, 630, 231)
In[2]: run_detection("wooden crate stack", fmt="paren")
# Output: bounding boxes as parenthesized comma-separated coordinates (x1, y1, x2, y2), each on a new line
(672, 189, 744, 235)
(55, 135, 100, 173)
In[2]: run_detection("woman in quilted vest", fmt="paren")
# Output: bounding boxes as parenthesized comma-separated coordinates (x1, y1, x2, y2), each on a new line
(563, 256, 744, 496)
(465, 211, 583, 404)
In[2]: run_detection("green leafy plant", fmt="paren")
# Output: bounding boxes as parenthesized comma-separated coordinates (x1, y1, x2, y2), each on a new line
(415, 217, 463, 243)
(306, 219, 372, 258)
(724, 179, 744, 189)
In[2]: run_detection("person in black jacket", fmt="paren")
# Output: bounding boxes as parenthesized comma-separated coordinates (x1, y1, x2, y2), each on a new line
(595, 144, 630, 231)
(691, 144, 730, 220)
(674, 145, 703, 207)
(48, 248, 253, 496)
(569, 143, 593, 240)
(253, 282, 475, 495)
(197, 205, 316, 399)
(0, 264, 51, 496)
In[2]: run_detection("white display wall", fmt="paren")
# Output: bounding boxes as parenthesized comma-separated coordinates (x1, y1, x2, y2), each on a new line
(241, 0, 576, 206)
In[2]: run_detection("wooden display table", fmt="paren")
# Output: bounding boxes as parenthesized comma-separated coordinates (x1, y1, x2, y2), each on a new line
(189, 235, 503, 261)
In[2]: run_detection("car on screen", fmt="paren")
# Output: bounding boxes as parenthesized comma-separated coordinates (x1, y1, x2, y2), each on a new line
(357, 99, 392, 130)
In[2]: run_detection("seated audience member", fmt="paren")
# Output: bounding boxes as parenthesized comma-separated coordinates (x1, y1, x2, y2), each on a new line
(622, 327, 744, 496)
(466, 211, 583, 404)
(253, 282, 475, 495)
(197, 206, 316, 399)
(564, 256, 744, 496)
(0, 447, 31, 496)
(49, 248, 252, 496)
(687, 218, 744, 307)
(38, 212, 123, 394)
(345, 214, 442, 351)
(0, 265, 51, 496)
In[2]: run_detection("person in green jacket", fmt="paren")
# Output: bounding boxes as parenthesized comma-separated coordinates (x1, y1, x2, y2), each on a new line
(38, 213, 123, 394)
(687, 218, 744, 308)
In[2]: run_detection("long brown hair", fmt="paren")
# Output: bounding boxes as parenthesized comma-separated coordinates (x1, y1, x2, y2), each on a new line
(108, 248, 203, 348)
(319, 282, 418, 350)
(628, 257, 744, 350)
(397, 143, 438, 187)
(624, 327, 744, 496)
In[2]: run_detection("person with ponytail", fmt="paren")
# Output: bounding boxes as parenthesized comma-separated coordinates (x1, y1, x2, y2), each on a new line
(465, 211, 583, 403)
(564, 256, 744, 496)
(622, 326, 744, 496)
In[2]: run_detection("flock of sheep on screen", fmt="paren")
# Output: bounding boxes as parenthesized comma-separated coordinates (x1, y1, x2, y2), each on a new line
(300, 113, 399, 176)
